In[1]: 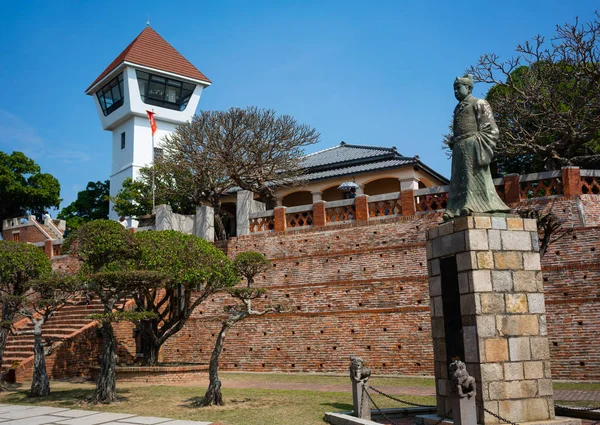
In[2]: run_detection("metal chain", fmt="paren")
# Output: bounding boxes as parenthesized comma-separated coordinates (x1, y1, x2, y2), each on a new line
(364, 385, 398, 425)
(555, 403, 600, 412)
(476, 401, 519, 425)
(369, 385, 435, 408)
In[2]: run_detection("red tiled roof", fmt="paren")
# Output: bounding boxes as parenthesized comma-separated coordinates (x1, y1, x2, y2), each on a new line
(86, 26, 210, 93)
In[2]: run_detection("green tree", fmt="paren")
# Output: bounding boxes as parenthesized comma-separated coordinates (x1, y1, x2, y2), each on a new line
(19, 273, 80, 397)
(0, 151, 61, 231)
(0, 241, 52, 387)
(112, 107, 319, 240)
(202, 252, 284, 406)
(133, 230, 237, 365)
(465, 13, 600, 174)
(67, 220, 147, 404)
(58, 180, 109, 230)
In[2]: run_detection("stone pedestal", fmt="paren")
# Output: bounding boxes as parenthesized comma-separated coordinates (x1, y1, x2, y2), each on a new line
(424, 215, 580, 425)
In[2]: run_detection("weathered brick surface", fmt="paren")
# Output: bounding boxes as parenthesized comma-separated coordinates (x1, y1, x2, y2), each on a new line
(1, 224, 48, 243)
(46, 196, 600, 381)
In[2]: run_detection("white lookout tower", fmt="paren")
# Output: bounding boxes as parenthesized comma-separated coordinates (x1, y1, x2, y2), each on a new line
(85, 25, 211, 220)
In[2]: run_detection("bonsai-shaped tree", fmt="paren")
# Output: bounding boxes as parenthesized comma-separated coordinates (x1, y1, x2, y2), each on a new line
(19, 273, 80, 397)
(68, 220, 156, 404)
(202, 251, 284, 406)
(133, 230, 237, 365)
(0, 241, 51, 388)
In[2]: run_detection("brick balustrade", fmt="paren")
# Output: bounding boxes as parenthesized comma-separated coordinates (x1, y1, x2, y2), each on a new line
(248, 167, 591, 236)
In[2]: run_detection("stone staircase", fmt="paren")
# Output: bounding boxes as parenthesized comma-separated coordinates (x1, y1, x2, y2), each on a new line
(2, 299, 104, 377)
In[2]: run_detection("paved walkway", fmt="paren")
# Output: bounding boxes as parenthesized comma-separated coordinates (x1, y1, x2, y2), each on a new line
(0, 404, 211, 425)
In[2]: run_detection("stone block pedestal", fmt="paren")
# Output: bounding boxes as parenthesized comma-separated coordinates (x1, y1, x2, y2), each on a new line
(422, 215, 581, 425)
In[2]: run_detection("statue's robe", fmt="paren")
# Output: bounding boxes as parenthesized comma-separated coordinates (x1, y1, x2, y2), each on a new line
(444, 95, 510, 220)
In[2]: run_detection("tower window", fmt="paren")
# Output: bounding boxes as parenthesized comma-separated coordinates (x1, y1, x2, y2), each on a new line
(96, 73, 124, 116)
(121, 132, 126, 150)
(136, 70, 195, 112)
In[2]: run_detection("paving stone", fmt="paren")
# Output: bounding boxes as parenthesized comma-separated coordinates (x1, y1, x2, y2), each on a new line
(1, 415, 69, 425)
(52, 410, 100, 418)
(163, 421, 212, 425)
(56, 412, 137, 425)
(0, 407, 69, 420)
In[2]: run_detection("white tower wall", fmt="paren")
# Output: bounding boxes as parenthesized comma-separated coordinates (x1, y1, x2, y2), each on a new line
(89, 65, 206, 221)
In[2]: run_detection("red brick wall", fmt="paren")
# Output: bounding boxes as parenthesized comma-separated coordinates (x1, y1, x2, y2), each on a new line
(2, 224, 48, 244)
(51, 195, 600, 380)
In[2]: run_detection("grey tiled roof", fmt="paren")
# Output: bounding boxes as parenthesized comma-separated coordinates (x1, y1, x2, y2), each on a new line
(303, 159, 415, 181)
(302, 144, 396, 168)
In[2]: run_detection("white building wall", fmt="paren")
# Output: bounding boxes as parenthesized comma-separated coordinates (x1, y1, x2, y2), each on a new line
(92, 64, 208, 222)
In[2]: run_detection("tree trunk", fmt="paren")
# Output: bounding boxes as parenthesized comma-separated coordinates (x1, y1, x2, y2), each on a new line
(212, 201, 227, 241)
(202, 321, 232, 406)
(30, 324, 49, 397)
(0, 306, 17, 390)
(90, 322, 117, 404)
(141, 332, 160, 367)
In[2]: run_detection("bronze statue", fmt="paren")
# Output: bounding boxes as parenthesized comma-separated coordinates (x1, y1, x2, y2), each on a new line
(443, 75, 510, 221)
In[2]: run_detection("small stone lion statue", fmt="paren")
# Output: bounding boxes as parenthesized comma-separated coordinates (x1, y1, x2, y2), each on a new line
(449, 360, 476, 398)
(349, 356, 371, 384)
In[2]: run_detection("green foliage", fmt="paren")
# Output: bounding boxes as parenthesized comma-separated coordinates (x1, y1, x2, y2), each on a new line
(88, 310, 158, 323)
(135, 230, 237, 290)
(228, 287, 267, 300)
(0, 151, 61, 229)
(29, 273, 82, 311)
(233, 251, 270, 286)
(112, 177, 153, 219)
(58, 180, 109, 230)
(0, 241, 52, 289)
(67, 220, 137, 273)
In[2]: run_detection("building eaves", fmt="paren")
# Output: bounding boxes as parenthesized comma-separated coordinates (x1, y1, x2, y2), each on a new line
(86, 26, 210, 94)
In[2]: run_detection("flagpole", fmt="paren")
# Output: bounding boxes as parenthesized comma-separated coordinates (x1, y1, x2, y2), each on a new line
(152, 132, 156, 214)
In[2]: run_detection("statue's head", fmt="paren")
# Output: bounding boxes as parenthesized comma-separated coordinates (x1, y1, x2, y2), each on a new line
(453, 74, 473, 101)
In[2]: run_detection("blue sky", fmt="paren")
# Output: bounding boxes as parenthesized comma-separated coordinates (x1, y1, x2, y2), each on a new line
(0, 1, 597, 213)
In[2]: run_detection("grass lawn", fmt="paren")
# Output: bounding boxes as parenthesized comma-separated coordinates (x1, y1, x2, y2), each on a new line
(0, 378, 435, 425)
(1, 373, 598, 424)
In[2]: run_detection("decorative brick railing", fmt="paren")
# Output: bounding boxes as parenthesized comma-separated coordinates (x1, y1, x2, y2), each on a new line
(325, 199, 356, 224)
(367, 192, 402, 217)
(285, 205, 314, 228)
(238, 167, 598, 237)
(581, 169, 600, 194)
(519, 170, 563, 199)
(414, 186, 449, 212)
(249, 210, 275, 233)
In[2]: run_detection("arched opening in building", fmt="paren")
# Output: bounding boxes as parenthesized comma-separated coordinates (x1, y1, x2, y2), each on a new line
(322, 186, 345, 202)
(282, 191, 312, 207)
(363, 178, 401, 196)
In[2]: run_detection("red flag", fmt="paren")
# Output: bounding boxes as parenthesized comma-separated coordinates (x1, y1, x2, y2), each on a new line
(146, 110, 157, 136)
